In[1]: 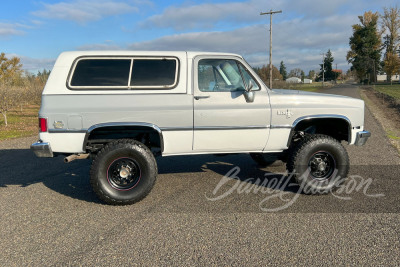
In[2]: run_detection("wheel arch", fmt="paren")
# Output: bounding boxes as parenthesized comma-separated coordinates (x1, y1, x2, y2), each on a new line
(83, 122, 164, 153)
(287, 115, 352, 147)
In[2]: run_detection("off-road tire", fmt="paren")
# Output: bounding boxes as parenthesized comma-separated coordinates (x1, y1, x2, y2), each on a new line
(287, 134, 349, 194)
(90, 139, 157, 205)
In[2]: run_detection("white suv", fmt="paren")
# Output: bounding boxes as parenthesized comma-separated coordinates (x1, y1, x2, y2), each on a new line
(31, 51, 370, 205)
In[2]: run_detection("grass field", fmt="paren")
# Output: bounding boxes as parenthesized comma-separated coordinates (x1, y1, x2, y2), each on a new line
(294, 82, 326, 92)
(272, 81, 336, 92)
(373, 84, 400, 100)
(0, 105, 39, 140)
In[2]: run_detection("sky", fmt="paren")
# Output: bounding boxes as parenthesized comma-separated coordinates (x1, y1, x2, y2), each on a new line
(1, 0, 398, 74)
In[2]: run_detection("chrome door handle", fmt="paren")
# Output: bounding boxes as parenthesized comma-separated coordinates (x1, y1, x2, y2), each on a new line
(194, 95, 210, 100)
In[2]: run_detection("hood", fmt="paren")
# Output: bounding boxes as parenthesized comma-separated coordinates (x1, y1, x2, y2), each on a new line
(268, 88, 365, 128)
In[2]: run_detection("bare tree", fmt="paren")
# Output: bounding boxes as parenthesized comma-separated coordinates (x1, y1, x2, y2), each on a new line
(0, 53, 23, 126)
(288, 68, 303, 78)
(23, 71, 46, 106)
(383, 52, 400, 85)
(381, 6, 400, 83)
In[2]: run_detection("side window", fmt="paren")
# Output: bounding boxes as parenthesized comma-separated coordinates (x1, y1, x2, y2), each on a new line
(68, 57, 178, 89)
(238, 64, 260, 90)
(70, 59, 131, 87)
(130, 59, 177, 87)
(198, 59, 246, 92)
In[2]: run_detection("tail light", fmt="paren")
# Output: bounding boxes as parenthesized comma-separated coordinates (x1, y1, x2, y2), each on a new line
(39, 118, 48, 132)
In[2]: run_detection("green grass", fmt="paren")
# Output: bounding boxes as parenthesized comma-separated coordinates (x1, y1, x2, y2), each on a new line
(0, 105, 39, 141)
(272, 81, 335, 92)
(295, 84, 322, 92)
(387, 130, 400, 141)
(374, 84, 400, 100)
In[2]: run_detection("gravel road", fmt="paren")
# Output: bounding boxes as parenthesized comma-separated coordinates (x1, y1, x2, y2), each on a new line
(0, 85, 399, 266)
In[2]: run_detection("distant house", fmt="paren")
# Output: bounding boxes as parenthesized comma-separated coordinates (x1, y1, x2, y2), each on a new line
(286, 77, 301, 83)
(377, 74, 400, 82)
(303, 78, 312, 84)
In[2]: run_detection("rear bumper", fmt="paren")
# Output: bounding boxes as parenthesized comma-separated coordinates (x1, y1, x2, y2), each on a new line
(31, 141, 54, 157)
(354, 130, 371, 146)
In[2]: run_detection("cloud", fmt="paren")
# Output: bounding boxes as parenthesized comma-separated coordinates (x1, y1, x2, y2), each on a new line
(19, 56, 56, 72)
(69, 0, 368, 72)
(284, 0, 349, 17)
(75, 6, 356, 72)
(273, 14, 358, 51)
(77, 41, 123, 51)
(140, 0, 353, 31)
(140, 0, 264, 30)
(4, 53, 55, 72)
(128, 12, 356, 71)
(123, 25, 290, 68)
(32, 0, 139, 24)
(128, 25, 266, 54)
(0, 23, 25, 37)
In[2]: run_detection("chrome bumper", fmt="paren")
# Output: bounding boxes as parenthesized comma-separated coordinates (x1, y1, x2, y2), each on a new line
(31, 141, 54, 157)
(354, 131, 371, 146)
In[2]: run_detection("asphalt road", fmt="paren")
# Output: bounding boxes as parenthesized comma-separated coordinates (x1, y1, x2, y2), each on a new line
(0, 85, 399, 266)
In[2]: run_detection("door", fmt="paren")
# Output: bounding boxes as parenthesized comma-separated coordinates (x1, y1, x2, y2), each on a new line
(193, 56, 271, 152)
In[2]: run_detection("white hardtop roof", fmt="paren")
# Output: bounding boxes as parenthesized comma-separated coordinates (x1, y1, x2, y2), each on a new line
(55, 50, 243, 67)
(59, 50, 241, 57)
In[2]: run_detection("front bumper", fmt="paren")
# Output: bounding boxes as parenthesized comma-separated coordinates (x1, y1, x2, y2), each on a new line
(354, 131, 371, 146)
(31, 141, 54, 157)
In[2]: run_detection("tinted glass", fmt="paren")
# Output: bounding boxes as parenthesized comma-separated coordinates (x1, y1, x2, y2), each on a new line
(198, 59, 246, 92)
(130, 59, 177, 86)
(71, 59, 131, 87)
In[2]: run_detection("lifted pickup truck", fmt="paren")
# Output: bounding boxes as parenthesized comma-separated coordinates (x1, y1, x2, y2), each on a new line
(31, 51, 370, 205)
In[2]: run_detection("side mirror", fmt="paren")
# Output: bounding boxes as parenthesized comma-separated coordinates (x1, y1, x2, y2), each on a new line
(244, 80, 255, 103)
(244, 91, 255, 103)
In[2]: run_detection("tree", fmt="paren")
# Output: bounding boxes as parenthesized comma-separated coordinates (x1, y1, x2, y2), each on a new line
(300, 70, 305, 81)
(279, 61, 287, 80)
(37, 69, 51, 84)
(317, 49, 336, 81)
(381, 6, 400, 53)
(24, 70, 48, 105)
(381, 6, 400, 83)
(347, 11, 382, 83)
(288, 68, 303, 78)
(308, 70, 316, 79)
(254, 65, 283, 85)
(383, 52, 400, 85)
(345, 69, 356, 80)
(0, 53, 23, 126)
(0, 53, 22, 85)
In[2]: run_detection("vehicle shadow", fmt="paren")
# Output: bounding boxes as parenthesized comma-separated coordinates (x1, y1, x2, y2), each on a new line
(157, 154, 301, 194)
(0, 148, 300, 204)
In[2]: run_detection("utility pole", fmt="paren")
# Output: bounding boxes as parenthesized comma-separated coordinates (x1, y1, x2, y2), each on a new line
(260, 9, 282, 89)
(335, 63, 338, 83)
(322, 53, 325, 87)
